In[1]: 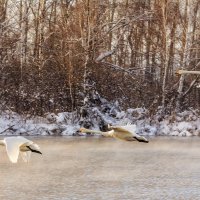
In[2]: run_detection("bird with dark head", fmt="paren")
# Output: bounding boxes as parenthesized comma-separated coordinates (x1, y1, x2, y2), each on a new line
(79, 124, 149, 143)
(0, 136, 42, 163)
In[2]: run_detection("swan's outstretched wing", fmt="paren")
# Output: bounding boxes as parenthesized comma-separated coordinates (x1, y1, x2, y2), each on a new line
(112, 124, 137, 134)
(110, 125, 137, 137)
(4, 137, 31, 163)
(110, 125, 149, 143)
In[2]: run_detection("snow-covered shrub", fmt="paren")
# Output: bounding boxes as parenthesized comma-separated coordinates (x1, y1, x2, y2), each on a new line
(0, 106, 199, 137)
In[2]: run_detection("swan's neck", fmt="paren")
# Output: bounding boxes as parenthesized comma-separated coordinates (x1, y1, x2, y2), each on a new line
(82, 128, 114, 137)
(82, 128, 103, 134)
(0, 140, 5, 146)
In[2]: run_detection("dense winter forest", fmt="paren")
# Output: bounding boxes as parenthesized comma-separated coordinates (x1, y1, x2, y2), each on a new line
(0, 0, 200, 135)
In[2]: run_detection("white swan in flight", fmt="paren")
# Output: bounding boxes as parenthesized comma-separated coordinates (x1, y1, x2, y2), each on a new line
(80, 124, 149, 143)
(0, 136, 42, 163)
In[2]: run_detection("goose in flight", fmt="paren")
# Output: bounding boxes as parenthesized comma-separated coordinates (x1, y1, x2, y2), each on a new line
(80, 124, 149, 143)
(0, 136, 42, 163)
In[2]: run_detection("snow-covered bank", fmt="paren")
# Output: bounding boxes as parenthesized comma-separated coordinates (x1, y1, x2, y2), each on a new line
(0, 108, 199, 137)
(0, 111, 79, 136)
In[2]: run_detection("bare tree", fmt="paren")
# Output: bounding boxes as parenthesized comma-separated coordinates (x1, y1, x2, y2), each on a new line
(0, 0, 199, 116)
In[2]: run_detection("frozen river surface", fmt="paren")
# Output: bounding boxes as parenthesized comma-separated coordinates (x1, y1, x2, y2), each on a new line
(0, 136, 200, 200)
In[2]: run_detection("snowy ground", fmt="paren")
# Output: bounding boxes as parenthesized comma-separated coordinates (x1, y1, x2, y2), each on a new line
(0, 108, 199, 137)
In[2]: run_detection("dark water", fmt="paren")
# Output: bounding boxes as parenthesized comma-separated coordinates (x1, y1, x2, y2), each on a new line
(0, 136, 200, 200)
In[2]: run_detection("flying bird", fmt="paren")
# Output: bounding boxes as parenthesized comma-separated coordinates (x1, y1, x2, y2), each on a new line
(80, 124, 149, 143)
(0, 136, 42, 163)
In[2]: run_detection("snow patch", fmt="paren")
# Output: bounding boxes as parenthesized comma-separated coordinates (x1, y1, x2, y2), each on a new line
(0, 108, 199, 137)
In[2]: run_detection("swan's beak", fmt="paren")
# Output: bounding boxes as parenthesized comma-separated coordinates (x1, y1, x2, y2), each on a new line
(27, 146, 42, 154)
(135, 136, 149, 143)
(141, 137, 149, 143)
(35, 150, 42, 154)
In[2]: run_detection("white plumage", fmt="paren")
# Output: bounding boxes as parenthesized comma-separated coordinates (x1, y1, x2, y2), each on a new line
(80, 124, 149, 143)
(0, 136, 42, 163)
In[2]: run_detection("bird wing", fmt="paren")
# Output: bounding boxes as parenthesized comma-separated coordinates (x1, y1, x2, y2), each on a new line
(111, 125, 149, 142)
(4, 137, 32, 163)
(110, 126, 134, 140)
(111, 125, 136, 136)
(114, 125, 137, 135)
(29, 143, 40, 151)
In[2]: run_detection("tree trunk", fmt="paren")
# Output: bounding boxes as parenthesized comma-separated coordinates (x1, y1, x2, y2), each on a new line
(176, 0, 189, 112)
(20, 0, 29, 80)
